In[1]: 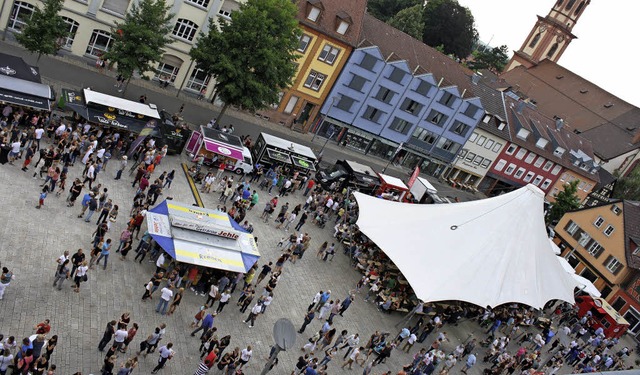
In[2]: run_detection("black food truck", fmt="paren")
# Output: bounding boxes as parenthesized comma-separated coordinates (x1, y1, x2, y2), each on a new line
(252, 132, 317, 175)
(317, 159, 379, 193)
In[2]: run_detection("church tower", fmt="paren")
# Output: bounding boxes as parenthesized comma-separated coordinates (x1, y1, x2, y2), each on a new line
(504, 0, 591, 72)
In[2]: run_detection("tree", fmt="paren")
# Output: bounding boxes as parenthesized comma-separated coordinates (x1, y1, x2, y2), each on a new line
(104, 0, 173, 95)
(422, 0, 478, 59)
(469, 45, 510, 73)
(612, 167, 640, 200)
(189, 0, 300, 123)
(547, 180, 581, 225)
(15, 0, 67, 64)
(388, 4, 424, 40)
(368, 0, 421, 23)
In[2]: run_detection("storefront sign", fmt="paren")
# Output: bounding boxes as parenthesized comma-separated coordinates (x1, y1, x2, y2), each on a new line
(171, 216, 240, 240)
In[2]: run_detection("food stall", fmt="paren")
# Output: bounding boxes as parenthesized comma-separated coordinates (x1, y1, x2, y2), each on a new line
(375, 173, 410, 201)
(185, 126, 249, 171)
(0, 52, 54, 111)
(252, 132, 317, 175)
(575, 296, 629, 339)
(146, 200, 260, 273)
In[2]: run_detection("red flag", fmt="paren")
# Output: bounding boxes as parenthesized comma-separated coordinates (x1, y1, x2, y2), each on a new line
(408, 166, 420, 188)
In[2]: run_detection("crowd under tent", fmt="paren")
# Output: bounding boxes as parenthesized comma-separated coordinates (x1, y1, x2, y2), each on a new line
(353, 185, 579, 309)
(145, 200, 260, 273)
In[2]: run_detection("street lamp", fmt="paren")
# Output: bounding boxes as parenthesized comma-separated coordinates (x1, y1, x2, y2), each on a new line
(319, 128, 336, 154)
(311, 96, 337, 143)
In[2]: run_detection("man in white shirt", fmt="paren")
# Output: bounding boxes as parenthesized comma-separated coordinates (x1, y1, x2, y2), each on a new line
(216, 289, 231, 313)
(55, 123, 66, 138)
(113, 327, 128, 350)
(151, 343, 174, 373)
(238, 345, 252, 368)
(156, 284, 173, 315)
(8, 140, 20, 164)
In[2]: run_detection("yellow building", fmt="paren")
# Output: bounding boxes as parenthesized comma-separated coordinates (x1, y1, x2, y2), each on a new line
(259, 0, 367, 132)
(548, 169, 597, 204)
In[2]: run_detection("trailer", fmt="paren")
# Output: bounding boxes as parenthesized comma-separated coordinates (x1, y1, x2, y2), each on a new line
(252, 132, 317, 175)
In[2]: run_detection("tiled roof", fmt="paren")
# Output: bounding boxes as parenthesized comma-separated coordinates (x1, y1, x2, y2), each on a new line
(579, 123, 639, 160)
(623, 201, 640, 269)
(358, 14, 476, 98)
(503, 95, 599, 182)
(296, 0, 367, 47)
(471, 81, 511, 140)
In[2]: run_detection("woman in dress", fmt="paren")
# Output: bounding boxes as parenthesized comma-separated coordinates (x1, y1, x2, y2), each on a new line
(166, 288, 184, 316)
(119, 239, 132, 261)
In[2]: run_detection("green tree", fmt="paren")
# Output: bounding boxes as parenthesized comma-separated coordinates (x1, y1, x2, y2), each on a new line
(368, 0, 421, 22)
(422, 0, 478, 59)
(15, 0, 67, 63)
(548, 180, 581, 225)
(104, 0, 173, 95)
(612, 168, 640, 200)
(469, 45, 510, 73)
(388, 4, 424, 40)
(190, 0, 300, 123)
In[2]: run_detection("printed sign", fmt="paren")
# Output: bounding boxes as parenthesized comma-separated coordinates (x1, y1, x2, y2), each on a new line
(146, 212, 172, 237)
(170, 216, 240, 240)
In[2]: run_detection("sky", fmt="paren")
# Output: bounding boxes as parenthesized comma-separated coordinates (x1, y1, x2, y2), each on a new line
(456, 0, 640, 107)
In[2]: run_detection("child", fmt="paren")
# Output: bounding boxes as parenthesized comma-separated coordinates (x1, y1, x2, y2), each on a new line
(36, 186, 49, 209)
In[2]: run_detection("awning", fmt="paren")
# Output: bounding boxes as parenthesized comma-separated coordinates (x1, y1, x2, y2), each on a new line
(291, 155, 316, 171)
(86, 107, 159, 134)
(146, 200, 260, 273)
(266, 148, 292, 164)
(573, 274, 601, 298)
(0, 70, 53, 111)
(203, 139, 243, 161)
(0, 87, 51, 111)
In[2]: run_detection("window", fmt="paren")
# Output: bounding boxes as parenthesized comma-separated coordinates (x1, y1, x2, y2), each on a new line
(218, 8, 231, 18)
(554, 147, 565, 157)
(359, 53, 377, 71)
(375, 87, 395, 104)
(611, 205, 622, 215)
(451, 121, 470, 137)
(428, 110, 447, 127)
(547, 43, 559, 59)
(389, 117, 412, 135)
(593, 216, 605, 228)
(465, 152, 476, 162)
(604, 255, 623, 275)
(492, 143, 502, 153)
(435, 138, 460, 153)
(318, 44, 340, 65)
(551, 188, 559, 196)
(101, 0, 130, 14)
(468, 133, 478, 142)
(186, 0, 209, 7)
(307, 6, 321, 21)
(587, 241, 604, 257)
(523, 171, 535, 183)
(173, 19, 198, 41)
(611, 297, 626, 312)
(458, 150, 468, 159)
(303, 70, 326, 91)
(534, 157, 545, 168)
(414, 80, 432, 96)
(412, 127, 437, 144)
(506, 144, 517, 155)
(529, 33, 541, 48)
(476, 135, 487, 146)
(505, 164, 516, 175)
(347, 75, 366, 91)
(439, 92, 455, 107)
(514, 167, 526, 179)
(578, 232, 591, 247)
(60, 17, 79, 49)
(494, 159, 507, 171)
(336, 96, 355, 112)
(400, 98, 422, 115)
(516, 128, 530, 140)
(536, 138, 549, 149)
(564, 220, 579, 235)
(525, 153, 537, 164)
(155, 59, 181, 83)
(515, 149, 527, 160)
(8, 1, 35, 32)
(336, 20, 349, 34)
(283, 96, 298, 114)
(85, 29, 114, 57)
(362, 106, 383, 123)
(551, 165, 562, 175)
(532, 175, 543, 186)
(298, 34, 312, 52)
(560, 173, 568, 182)
(388, 67, 406, 84)
(473, 155, 483, 165)
(484, 139, 495, 149)
(604, 225, 615, 237)
(541, 179, 552, 190)
(543, 161, 554, 171)
(186, 68, 210, 93)
(574, 0, 586, 15)
(463, 104, 479, 118)
(481, 159, 491, 168)
(565, 0, 576, 9)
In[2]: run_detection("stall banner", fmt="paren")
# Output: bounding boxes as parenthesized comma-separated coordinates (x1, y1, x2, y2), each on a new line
(146, 212, 171, 237)
(170, 215, 240, 240)
(407, 166, 420, 189)
(185, 131, 201, 154)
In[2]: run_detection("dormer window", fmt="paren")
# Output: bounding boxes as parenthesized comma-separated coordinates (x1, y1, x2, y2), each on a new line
(554, 147, 565, 157)
(482, 114, 491, 124)
(535, 138, 548, 149)
(516, 128, 530, 140)
(337, 21, 349, 35)
(307, 6, 321, 21)
(497, 122, 506, 131)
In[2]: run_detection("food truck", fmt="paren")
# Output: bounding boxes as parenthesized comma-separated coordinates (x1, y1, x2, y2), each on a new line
(575, 296, 629, 339)
(317, 160, 379, 193)
(156, 110, 191, 155)
(408, 176, 444, 204)
(375, 173, 410, 201)
(185, 126, 253, 174)
(251, 132, 317, 175)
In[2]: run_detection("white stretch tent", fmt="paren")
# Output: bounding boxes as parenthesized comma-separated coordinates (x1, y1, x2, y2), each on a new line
(354, 185, 579, 309)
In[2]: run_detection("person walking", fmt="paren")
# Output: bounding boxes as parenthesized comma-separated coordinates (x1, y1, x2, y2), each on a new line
(167, 288, 184, 316)
(52, 259, 70, 290)
(156, 284, 174, 315)
(461, 353, 477, 374)
(0, 267, 14, 300)
(95, 239, 112, 270)
(191, 312, 215, 339)
(237, 345, 252, 369)
(114, 156, 127, 180)
(73, 261, 89, 293)
(244, 300, 262, 328)
(98, 321, 117, 351)
(298, 310, 315, 334)
(150, 343, 174, 374)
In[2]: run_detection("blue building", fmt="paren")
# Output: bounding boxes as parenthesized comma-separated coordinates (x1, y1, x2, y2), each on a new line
(315, 14, 484, 176)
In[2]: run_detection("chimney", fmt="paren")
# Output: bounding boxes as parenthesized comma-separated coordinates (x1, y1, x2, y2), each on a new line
(556, 118, 565, 130)
(471, 73, 481, 85)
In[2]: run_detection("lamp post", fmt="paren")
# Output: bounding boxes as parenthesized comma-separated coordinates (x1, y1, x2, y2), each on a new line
(311, 96, 336, 143)
(319, 128, 336, 154)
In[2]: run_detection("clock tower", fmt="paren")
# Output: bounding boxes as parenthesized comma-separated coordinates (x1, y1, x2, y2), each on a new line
(504, 0, 591, 72)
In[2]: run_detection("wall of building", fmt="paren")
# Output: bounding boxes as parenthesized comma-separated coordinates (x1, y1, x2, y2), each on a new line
(449, 128, 506, 186)
(549, 169, 597, 204)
